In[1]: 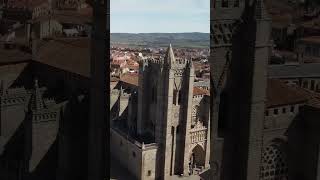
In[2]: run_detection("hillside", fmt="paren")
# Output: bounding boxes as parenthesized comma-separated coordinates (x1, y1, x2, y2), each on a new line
(110, 33, 210, 48)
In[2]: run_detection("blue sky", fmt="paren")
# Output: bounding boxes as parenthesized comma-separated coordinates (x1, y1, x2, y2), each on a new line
(110, 0, 210, 33)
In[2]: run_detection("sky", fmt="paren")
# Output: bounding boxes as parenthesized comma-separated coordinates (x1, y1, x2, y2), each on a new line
(110, 0, 210, 33)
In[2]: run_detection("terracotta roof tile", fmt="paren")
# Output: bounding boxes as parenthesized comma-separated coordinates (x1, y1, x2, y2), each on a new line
(120, 73, 138, 87)
(266, 79, 310, 107)
(193, 86, 209, 96)
(36, 37, 90, 77)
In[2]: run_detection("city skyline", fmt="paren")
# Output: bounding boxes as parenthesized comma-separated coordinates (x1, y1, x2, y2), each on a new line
(110, 0, 210, 33)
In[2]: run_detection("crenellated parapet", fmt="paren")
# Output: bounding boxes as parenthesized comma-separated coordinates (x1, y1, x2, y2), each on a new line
(32, 110, 59, 123)
(0, 86, 29, 107)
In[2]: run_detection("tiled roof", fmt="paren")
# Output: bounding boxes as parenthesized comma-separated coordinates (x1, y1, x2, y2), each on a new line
(0, 47, 32, 65)
(53, 9, 92, 24)
(120, 73, 138, 86)
(193, 86, 209, 96)
(36, 37, 91, 77)
(298, 36, 320, 44)
(266, 79, 310, 107)
(7, 0, 48, 9)
(268, 63, 320, 78)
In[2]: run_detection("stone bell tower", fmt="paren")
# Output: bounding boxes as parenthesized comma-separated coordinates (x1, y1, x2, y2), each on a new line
(210, 0, 271, 179)
(210, 0, 245, 178)
(137, 45, 196, 179)
(88, 0, 107, 180)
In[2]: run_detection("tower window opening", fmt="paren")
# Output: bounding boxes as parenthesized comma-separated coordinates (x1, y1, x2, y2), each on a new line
(282, 108, 286, 114)
(290, 106, 295, 113)
(176, 125, 180, 134)
(173, 90, 178, 105)
(152, 86, 157, 103)
(234, 0, 239, 7)
(222, 0, 228, 7)
(218, 92, 228, 137)
(178, 91, 182, 104)
(311, 80, 315, 90)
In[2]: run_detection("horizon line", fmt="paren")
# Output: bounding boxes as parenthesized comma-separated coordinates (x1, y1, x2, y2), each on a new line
(110, 32, 210, 34)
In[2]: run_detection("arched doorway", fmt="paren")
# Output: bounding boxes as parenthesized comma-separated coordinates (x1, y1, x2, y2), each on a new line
(260, 140, 288, 180)
(189, 145, 205, 175)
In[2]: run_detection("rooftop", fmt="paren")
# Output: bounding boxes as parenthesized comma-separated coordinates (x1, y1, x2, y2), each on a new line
(53, 8, 92, 24)
(7, 0, 49, 9)
(268, 63, 320, 78)
(35, 37, 90, 77)
(266, 79, 309, 107)
(0, 47, 32, 65)
(193, 86, 209, 96)
(298, 36, 320, 44)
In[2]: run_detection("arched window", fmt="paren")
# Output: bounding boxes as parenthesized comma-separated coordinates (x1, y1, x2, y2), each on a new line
(222, 0, 228, 8)
(234, 0, 240, 7)
(260, 141, 288, 180)
(178, 91, 182, 104)
(152, 86, 157, 103)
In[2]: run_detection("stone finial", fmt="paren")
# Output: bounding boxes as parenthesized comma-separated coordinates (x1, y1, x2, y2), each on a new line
(34, 78, 39, 88)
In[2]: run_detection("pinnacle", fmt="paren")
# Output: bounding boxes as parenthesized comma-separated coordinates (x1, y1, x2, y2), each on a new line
(29, 78, 45, 111)
(165, 44, 175, 65)
(254, 0, 270, 20)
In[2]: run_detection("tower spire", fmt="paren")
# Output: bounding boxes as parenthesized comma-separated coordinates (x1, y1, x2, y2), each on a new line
(165, 44, 175, 65)
(29, 78, 45, 111)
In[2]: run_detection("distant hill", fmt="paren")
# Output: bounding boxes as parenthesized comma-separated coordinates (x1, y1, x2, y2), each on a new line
(110, 33, 210, 48)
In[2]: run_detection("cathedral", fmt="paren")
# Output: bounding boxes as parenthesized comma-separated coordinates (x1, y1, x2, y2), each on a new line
(110, 44, 211, 180)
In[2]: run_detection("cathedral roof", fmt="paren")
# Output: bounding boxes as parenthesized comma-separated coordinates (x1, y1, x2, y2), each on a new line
(119, 73, 138, 87)
(35, 37, 90, 77)
(268, 63, 320, 78)
(6, 0, 49, 9)
(193, 87, 210, 96)
(0, 47, 32, 65)
(266, 79, 312, 108)
(53, 8, 92, 24)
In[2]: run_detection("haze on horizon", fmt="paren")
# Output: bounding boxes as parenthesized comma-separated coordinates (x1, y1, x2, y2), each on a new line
(110, 0, 210, 33)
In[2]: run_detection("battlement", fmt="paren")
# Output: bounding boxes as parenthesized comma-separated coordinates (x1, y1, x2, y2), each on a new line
(1, 86, 27, 95)
(120, 92, 131, 98)
(1, 96, 27, 106)
(32, 110, 59, 123)
(0, 87, 29, 106)
(44, 98, 56, 107)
